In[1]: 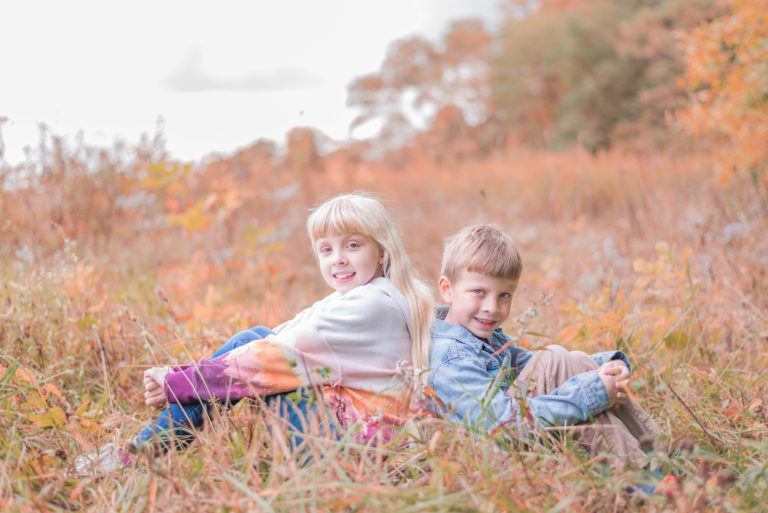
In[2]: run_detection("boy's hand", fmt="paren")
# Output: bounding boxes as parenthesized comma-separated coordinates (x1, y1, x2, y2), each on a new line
(597, 361, 630, 408)
(143, 366, 171, 409)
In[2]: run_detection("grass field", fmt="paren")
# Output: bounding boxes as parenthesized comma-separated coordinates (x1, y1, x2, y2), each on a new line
(1, 140, 766, 511)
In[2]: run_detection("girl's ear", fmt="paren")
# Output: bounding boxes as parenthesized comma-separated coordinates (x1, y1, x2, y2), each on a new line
(437, 276, 453, 303)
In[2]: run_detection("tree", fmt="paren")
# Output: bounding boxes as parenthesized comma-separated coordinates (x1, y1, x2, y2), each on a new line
(680, 0, 768, 185)
(346, 20, 492, 148)
(491, 0, 721, 152)
(283, 127, 322, 173)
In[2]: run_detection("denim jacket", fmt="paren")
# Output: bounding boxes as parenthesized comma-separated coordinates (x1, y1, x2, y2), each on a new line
(427, 318, 631, 432)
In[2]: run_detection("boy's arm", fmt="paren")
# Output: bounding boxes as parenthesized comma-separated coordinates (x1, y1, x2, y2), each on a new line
(430, 354, 614, 431)
(522, 370, 613, 427)
(589, 350, 632, 374)
(429, 356, 523, 431)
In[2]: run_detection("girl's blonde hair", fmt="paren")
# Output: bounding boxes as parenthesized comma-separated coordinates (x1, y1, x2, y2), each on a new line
(306, 192, 434, 373)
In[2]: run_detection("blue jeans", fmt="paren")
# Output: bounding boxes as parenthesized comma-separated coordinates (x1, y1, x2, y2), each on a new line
(135, 326, 318, 452)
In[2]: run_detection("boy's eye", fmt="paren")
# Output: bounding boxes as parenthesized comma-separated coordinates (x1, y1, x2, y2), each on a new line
(472, 289, 485, 295)
(500, 292, 512, 299)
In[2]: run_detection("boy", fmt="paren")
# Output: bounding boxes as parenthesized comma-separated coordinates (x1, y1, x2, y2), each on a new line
(428, 224, 663, 467)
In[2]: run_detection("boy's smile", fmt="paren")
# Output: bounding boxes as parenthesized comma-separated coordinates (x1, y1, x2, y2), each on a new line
(439, 271, 518, 339)
(315, 233, 384, 294)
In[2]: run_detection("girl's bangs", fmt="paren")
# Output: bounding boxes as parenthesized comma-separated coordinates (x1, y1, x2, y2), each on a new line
(308, 201, 372, 242)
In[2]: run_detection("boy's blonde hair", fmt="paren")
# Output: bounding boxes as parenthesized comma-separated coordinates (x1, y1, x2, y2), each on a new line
(306, 192, 434, 373)
(441, 224, 522, 283)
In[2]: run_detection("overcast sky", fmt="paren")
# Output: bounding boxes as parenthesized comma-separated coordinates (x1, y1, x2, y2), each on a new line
(1, 0, 500, 165)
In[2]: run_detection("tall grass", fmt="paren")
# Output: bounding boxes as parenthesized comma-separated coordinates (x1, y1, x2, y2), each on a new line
(0, 134, 766, 511)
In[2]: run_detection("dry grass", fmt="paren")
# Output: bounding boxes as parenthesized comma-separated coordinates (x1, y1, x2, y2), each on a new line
(0, 137, 766, 511)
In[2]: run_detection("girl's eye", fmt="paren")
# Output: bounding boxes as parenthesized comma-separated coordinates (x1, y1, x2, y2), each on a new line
(347, 242, 360, 249)
(319, 246, 332, 255)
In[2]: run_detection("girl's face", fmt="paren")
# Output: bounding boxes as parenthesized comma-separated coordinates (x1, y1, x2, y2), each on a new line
(315, 232, 383, 294)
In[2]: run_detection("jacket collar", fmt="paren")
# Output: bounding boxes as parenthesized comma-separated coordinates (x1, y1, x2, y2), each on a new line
(432, 317, 505, 354)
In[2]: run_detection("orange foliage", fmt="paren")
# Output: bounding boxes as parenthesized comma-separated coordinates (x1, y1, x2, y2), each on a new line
(681, 0, 768, 184)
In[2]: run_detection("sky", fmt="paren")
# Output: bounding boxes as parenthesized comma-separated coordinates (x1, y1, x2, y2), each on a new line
(1, 0, 501, 165)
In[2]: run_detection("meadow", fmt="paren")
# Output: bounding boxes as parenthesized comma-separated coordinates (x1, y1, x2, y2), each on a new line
(1, 132, 766, 512)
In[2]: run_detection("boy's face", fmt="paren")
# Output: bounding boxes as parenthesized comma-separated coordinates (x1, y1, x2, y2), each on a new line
(439, 270, 518, 339)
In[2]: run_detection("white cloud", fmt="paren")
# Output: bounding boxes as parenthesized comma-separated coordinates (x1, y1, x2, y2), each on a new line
(164, 49, 323, 92)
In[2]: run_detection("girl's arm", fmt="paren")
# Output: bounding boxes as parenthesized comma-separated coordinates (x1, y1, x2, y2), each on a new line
(162, 339, 305, 404)
(144, 367, 171, 408)
(161, 281, 410, 405)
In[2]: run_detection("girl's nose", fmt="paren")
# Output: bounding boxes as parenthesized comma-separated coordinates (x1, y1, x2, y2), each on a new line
(333, 251, 347, 265)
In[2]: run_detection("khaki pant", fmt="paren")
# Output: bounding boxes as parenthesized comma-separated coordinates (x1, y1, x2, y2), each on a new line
(513, 345, 664, 467)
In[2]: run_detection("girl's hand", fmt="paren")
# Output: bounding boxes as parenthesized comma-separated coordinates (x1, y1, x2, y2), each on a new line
(143, 366, 171, 409)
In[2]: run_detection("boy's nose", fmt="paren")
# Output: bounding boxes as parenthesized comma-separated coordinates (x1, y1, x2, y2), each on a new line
(481, 297, 498, 314)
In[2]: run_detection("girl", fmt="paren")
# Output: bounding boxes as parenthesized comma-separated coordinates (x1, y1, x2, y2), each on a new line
(77, 192, 433, 472)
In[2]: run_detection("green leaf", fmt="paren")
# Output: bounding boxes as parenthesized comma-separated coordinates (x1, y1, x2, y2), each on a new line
(75, 398, 91, 416)
(29, 406, 67, 427)
(664, 331, 691, 350)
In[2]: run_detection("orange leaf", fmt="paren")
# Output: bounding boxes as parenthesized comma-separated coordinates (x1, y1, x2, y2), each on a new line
(43, 383, 63, 400)
(86, 298, 106, 313)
